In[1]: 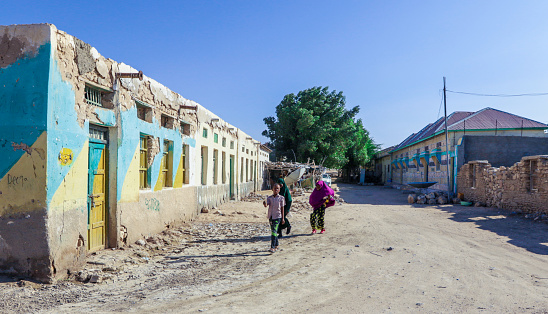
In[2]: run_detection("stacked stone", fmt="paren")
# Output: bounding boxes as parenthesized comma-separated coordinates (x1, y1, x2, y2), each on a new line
(407, 191, 448, 205)
(457, 156, 548, 215)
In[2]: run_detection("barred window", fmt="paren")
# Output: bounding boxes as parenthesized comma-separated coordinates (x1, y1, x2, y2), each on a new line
(85, 86, 102, 107)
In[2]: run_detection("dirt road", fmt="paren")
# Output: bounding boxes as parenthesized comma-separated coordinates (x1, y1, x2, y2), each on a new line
(2, 183, 548, 313)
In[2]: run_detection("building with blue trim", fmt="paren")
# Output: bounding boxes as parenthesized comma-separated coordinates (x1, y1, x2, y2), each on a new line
(375, 107, 548, 193)
(0, 24, 271, 282)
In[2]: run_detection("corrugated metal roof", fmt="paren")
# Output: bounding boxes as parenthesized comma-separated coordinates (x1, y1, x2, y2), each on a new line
(448, 107, 547, 130)
(375, 145, 396, 158)
(391, 107, 547, 152)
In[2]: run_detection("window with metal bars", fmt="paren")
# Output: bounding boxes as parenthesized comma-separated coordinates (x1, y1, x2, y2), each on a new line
(85, 85, 103, 107)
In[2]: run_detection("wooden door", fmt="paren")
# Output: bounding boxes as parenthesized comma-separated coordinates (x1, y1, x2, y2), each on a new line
(229, 155, 234, 198)
(88, 141, 107, 251)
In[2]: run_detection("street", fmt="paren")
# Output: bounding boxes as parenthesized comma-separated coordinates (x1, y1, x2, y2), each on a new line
(1, 183, 548, 313)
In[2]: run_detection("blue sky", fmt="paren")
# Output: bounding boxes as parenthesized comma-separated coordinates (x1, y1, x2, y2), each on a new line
(4, 1, 548, 149)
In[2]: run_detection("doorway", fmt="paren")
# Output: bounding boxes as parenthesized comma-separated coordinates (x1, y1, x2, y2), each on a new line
(87, 126, 108, 251)
(229, 155, 234, 199)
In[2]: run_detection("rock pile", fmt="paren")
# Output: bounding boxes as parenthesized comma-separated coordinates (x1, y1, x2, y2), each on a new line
(241, 192, 265, 202)
(407, 191, 449, 205)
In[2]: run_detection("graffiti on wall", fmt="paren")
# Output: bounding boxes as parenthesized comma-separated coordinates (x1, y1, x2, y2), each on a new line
(7, 174, 29, 189)
(145, 197, 160, 212)
(58, 148, 74, 166)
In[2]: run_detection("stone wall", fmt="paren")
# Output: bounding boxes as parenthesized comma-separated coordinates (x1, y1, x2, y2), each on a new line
(457, 156, 548, 214)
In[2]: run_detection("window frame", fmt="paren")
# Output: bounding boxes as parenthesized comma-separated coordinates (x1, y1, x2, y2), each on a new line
(139, 135, 150, 189)
(161, 140, 173, 188)
(85, 85, 103, 107)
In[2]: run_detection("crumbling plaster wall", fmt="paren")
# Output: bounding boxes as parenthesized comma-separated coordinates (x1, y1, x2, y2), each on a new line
(2, 23, 264, 282)
(53, 24, 258, 253)
(47, 25, 206, 280)
(0, 24, 53, 282)
(120, 187, 198, 245)
(457, 156, 548, 214)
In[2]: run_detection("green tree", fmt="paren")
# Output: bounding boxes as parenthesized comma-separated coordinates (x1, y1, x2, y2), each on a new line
(341, 119, 379, 179)
(263, 86, 376, 169)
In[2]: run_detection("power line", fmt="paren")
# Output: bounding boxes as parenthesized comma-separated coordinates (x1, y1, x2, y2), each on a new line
(446, 90, 548, 97)
(436, 91, 444, 119)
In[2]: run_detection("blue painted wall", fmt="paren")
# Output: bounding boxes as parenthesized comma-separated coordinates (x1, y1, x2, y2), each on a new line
(46, 51, 89, 205)
(0, 43, 50, 179)
(117, 105, 184, 201)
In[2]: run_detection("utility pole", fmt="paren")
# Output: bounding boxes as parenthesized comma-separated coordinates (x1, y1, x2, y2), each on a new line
(443, 77, 451, 197)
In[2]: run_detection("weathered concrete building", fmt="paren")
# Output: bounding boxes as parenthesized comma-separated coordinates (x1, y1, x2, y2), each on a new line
(0, 24, 270, 282)
(374, 107, 548, 193)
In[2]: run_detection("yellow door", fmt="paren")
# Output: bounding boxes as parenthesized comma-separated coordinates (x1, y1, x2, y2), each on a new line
(88, 141, 107, 251)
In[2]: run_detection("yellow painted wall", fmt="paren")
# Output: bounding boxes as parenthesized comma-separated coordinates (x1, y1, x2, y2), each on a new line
(119, 144, 140, 203)
(174, 154, 185, 189)
(49, 141, 88, 212)
(0, 132, 47, 215)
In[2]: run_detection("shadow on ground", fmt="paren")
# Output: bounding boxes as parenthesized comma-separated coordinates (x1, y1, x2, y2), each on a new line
(337, 182, 548, 255)
(437, 205, 548, 255)
(336, 183, 410, 206)
(163, 233, 314, 263)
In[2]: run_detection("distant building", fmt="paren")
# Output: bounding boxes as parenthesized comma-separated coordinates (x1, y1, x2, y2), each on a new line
(0, 24, 269, 282)
(374, 107, 548, 192)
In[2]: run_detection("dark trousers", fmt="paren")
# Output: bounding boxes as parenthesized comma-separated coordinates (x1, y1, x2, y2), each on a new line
(310, 205, 326, 230)
(270, 218, 281, 248)
(277, 201, 292, 235)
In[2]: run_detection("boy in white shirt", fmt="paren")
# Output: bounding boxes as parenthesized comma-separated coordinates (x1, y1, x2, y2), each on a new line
(263, 183, 285, 253)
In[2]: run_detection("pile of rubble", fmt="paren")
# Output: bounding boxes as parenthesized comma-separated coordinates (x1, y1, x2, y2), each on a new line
(241, 192, 265, 202)
(239, 187, 344, 212)
(407, 191, 450, 205)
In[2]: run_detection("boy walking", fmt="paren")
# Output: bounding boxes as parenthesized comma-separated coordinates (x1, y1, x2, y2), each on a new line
(263, 183, 285, 253)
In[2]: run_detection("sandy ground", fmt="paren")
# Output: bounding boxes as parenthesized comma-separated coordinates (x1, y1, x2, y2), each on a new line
(1, 180, 548, 313)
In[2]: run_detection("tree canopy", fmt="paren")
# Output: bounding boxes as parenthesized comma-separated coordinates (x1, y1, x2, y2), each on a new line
(263, 86, 377, 169)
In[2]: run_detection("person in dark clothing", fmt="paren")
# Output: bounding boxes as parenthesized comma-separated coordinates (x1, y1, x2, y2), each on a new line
(276, 177, 292, 236)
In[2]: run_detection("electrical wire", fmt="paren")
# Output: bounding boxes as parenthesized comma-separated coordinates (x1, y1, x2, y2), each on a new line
(446, 90, 548, 97)
(437, 90, 444, 119)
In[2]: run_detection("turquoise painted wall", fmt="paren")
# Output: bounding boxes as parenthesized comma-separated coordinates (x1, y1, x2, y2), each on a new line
(0, 43, 50, 179)
(117, 105, 183, 201)
(46, 51, 89, 205)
